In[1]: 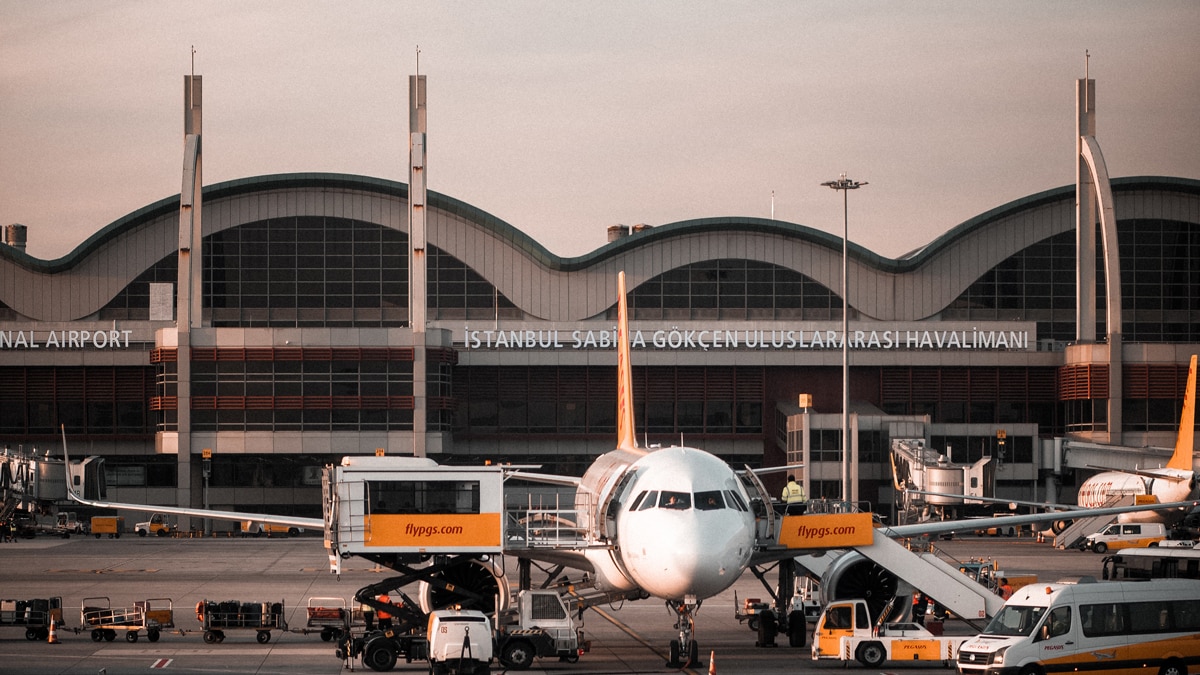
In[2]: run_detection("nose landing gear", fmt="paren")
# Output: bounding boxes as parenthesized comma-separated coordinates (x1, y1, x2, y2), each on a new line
(666, 596, 701, 668)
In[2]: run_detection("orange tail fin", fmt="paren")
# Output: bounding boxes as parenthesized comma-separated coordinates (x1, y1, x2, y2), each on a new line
(615, 272, 640, 452)
(1167, 354, 1197, 471)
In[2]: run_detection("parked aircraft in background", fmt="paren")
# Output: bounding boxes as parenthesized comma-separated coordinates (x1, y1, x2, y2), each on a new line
(908, 354, 1197, 528)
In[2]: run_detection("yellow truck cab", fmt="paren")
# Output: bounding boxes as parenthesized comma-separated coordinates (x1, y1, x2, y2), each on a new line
(812, 598, 965, 667)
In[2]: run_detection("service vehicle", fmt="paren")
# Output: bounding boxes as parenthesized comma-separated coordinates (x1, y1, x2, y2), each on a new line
(134, 513, 175, 537)
(811, 598, 966, 667)
(1101, 547, 1200, 580)
(240, 520, 303, 537)
(733, 591, 813, 647)
(956, 577, 1200, 675)
(494, 590, 587, 670)
(1081, 522, 1166, 553)
(427, 608, 494, 675)
(81, 596, 174, 643)
(0, 597, 64, 641)
(90, 516, 124, 538)
(55, 511, 84, 535)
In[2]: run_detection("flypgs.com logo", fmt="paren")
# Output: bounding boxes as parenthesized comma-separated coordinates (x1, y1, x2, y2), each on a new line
(778, 513, 875, 548)
(794, 524, 860, 540)
(403, 522, 465, 538)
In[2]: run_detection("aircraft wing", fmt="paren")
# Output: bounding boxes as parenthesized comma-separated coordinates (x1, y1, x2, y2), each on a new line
(1082, 465, 1191, 482)
(503, 469, 581, 488)
(754, 498, 1198, 565)
(906, 489, 1085, 512)
(879, 499, 1196, 539)
(66, 489, 323, 530)
(60, 429, 322, 530)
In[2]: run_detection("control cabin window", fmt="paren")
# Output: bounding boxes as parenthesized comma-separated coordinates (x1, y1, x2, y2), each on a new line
(659, 491, 691, 510)
(369, 480, 480, 515)
(695, 490, 725, 511)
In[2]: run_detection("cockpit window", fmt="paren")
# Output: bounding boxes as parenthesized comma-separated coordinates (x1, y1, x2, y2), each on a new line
(637, 491, 659, 511)
(695, 490, 725, 511)
(725, 490, 748, 511)
(659, 491, 691, 510)
(628, 490, 649, 511)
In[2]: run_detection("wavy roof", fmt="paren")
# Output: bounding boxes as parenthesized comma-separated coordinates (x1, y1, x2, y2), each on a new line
(2, 173, 1196, 276)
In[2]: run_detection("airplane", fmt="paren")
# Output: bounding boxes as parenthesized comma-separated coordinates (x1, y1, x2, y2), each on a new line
(907, 354, 1198, 529)
(60, 272, 1198, 669)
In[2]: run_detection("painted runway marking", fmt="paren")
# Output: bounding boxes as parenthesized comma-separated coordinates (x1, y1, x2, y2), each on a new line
(151, 658, 172, 668)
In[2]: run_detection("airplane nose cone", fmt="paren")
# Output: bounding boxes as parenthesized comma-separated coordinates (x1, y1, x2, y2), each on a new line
(621, 511, 751, 599)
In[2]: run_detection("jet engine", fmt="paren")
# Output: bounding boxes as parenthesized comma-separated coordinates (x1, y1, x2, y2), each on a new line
(418, 556, 511, 615)
(819, 551, 900, 622)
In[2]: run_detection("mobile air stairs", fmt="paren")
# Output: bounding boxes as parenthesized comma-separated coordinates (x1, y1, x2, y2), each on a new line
(1052, 494, 1133, 550)
(791, 535, 1007, 624)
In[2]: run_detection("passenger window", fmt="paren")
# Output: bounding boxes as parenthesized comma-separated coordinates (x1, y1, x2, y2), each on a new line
(695, 491, 724, 511)
(659, 491, 691, 510)
(1043, 606, 1071, 639)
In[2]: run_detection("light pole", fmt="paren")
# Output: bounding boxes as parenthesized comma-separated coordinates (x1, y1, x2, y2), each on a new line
(821, 174, 867, 506)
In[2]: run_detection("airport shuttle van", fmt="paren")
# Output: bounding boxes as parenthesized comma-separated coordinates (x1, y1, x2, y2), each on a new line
(1082, 522, 1166, 553)
(956, 578, 1200, 675)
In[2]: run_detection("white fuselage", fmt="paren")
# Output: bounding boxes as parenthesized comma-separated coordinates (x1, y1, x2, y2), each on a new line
(1077, 468, 1195, 523)
(578, 446, 756, 601)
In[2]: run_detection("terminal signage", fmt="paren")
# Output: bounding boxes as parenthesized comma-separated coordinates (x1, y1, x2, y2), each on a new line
(0, 329, 134, 350)
(462, 326, 1032, 352)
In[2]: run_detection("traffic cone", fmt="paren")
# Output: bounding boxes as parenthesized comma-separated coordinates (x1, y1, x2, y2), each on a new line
(47, 617, 59, 644)
(708, 650, 715, 674)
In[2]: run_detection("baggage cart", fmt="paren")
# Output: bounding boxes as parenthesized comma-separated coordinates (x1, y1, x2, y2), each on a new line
(0, 597, 64, 641)
(293, 596, 349, 642)
(197, 599, 286, 644)
(90, 516, 124, 538)
(80, 597, 174, 643)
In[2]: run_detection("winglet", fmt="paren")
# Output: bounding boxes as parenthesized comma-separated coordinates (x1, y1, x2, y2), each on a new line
(616, 272, 639, 452)
(1168, 354, 1197, 471)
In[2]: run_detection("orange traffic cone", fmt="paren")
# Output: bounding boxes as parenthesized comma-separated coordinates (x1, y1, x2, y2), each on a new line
(708, 650, 715, 674)
(48, 617, 59, 644)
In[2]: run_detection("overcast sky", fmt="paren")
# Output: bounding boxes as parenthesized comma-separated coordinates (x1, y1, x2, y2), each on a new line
(2, 1, 1197, 262)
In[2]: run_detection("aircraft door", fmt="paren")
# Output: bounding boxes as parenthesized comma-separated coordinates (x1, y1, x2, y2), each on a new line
(741, 465, 775, 544)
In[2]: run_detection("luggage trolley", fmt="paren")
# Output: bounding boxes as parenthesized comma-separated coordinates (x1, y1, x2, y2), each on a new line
(0, 597, 64, 641)
(196, 599, 286, 644)
(81, 597, 174, 643)
(293, 597, 350, 642)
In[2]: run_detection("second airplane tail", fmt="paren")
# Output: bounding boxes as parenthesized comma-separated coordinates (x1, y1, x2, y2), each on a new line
(1167, 354, 1197, 472)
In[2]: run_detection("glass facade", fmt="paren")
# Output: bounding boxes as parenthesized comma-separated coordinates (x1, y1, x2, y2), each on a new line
(453, 366, 764, 438)
(0, 366, 156, 439)
(946, 219, 1200, 343)
(629, 259, 839, 320)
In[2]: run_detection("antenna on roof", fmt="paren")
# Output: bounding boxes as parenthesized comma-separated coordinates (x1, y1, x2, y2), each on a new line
(190, 45, 196, 77)
(416, 45, 421, 77)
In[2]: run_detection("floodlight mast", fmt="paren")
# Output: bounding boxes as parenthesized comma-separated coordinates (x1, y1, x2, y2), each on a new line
(821, 174, 867, 506)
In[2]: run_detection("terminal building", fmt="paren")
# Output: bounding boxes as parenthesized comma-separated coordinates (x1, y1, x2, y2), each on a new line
(1, 74, 1197, 525)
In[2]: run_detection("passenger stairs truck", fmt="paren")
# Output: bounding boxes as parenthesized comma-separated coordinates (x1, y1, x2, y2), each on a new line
(811, 598, 967, 667)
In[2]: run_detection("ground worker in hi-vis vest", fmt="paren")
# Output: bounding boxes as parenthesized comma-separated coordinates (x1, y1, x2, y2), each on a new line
(782, 475, 807, 514)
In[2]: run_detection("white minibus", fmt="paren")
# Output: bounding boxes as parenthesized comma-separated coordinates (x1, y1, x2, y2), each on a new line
(957, 577, 1200, 675)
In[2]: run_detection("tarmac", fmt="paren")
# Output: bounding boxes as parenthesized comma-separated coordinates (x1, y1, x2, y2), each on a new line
(0, 531, 1109, 674)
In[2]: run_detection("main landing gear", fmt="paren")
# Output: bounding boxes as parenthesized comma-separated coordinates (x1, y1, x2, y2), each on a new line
(666, 597, 701, 668)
